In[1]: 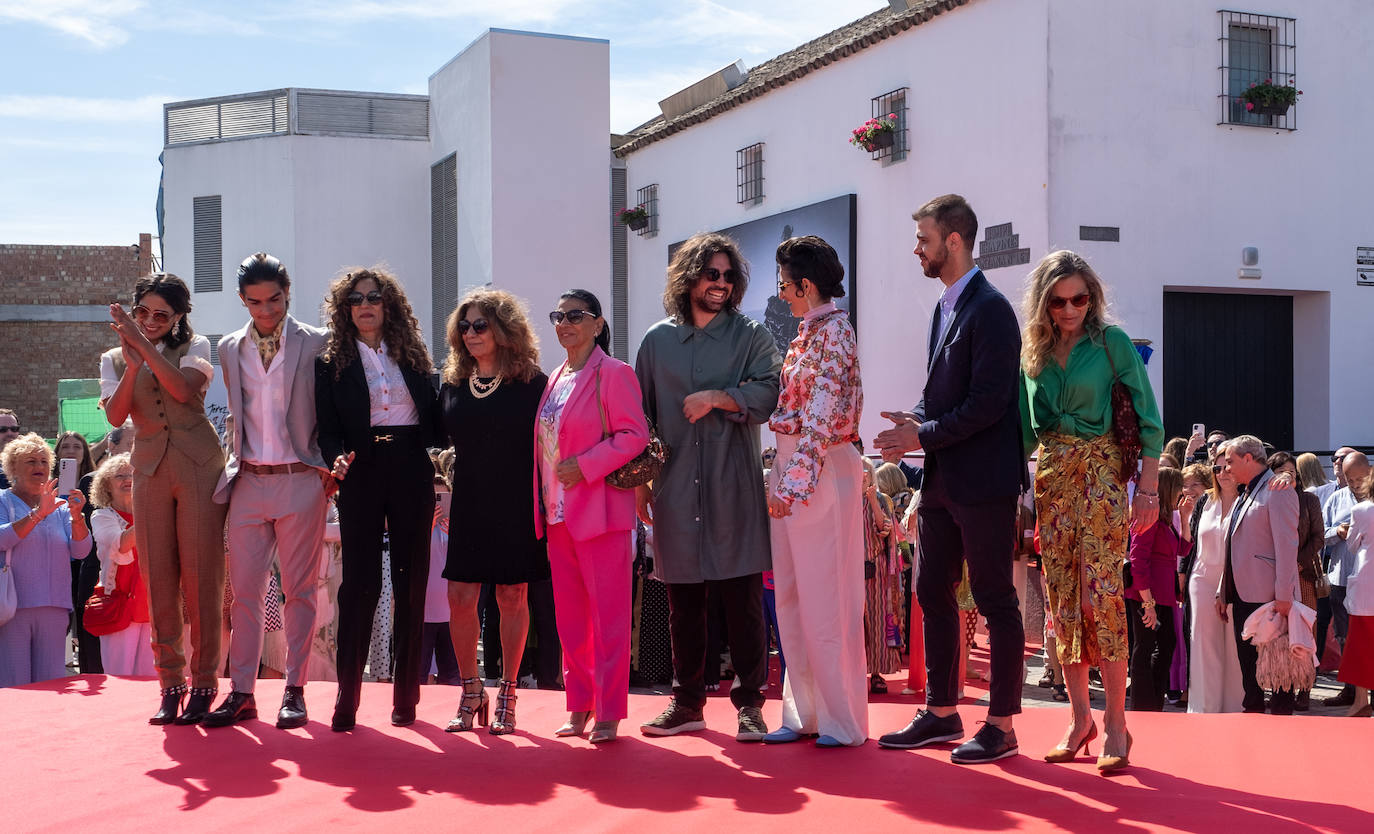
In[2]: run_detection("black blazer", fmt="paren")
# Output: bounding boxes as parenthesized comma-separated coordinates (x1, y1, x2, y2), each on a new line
(315, 352, 440, 467)
(913, 270, 1027, 504)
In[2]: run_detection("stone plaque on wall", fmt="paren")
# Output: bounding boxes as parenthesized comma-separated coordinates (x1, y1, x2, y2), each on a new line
(974, 221, 1029, 271)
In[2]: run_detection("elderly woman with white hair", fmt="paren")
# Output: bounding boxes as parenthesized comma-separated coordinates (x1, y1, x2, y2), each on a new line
(0, 432, 90, 687)
(88, 453, 154, 676)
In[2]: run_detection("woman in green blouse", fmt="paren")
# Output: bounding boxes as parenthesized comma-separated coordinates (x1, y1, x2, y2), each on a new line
(1019, 250, 1163, 773)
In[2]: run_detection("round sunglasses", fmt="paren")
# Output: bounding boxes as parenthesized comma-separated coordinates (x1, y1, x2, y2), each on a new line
(1047, 292, 1089, 311)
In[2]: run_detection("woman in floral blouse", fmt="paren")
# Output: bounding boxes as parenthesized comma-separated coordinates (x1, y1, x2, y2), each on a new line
(761, 235, 867, 748)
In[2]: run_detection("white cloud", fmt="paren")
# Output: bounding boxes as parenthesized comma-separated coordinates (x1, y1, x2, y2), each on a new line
(619, 1, 883, 52)
(0, 0, 145, 48)
(278, 0, 591, 26)
(0, 94, 169, 122)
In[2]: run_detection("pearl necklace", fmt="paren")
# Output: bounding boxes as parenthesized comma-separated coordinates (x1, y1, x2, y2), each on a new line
(469, 371, 503, 399)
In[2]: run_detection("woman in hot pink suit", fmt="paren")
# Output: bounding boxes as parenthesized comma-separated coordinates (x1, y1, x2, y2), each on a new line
(534, 289, 649, 744)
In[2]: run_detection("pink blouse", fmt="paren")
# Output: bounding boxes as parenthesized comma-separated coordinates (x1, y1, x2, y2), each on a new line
(768, 303, 862, 506)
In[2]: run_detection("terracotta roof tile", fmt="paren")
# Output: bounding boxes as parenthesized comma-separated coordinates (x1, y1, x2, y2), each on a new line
(614, 0, 971, 157)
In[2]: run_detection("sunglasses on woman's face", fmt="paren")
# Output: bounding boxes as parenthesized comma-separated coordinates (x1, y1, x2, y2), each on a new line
(347, 290, 384, 307)
(698, 267, 739, 285)
(132, 305, 174, 324)
(549, 310, 596, 326)
(457, 318, 490, 335)
(1047, 292, 1090, 311)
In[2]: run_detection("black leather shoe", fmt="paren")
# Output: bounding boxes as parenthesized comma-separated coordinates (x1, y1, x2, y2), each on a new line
(149, 688, 185, 725)
(951, 722, 1019, 764)
(1323, 687, 1356, 707)
(331, 710, 357, 732)
(877, 709, 964, 749)
(277, 685, 308, 729)
(203, 691, 258, 728)
(391, 706, 416, 727)
(174, 692, 215, 725)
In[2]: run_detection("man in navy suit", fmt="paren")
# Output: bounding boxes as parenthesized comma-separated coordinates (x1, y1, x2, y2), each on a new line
(874, 194, 1026, 763)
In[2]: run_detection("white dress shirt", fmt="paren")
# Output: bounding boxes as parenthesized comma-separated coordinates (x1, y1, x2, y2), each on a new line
(91, 506, 134, 589)
(239, 323, 298, 466)
(357, 339, 419, 427)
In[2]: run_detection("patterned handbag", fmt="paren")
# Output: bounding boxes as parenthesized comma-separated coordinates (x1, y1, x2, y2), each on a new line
(1102, 333, 1142, 484)
(595, 366, 670, 490)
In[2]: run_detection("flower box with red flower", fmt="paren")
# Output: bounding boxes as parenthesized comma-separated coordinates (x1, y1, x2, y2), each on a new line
(617, 205, 650, 230)
(1240, 78, 1301, 118)
(849, 114, 898, 154)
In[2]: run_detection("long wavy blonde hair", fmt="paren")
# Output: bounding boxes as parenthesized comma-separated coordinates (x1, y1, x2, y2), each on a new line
(441, 288, 541, 385)
(320, 267, 434, 380)
(1020, 250, 1112, 377)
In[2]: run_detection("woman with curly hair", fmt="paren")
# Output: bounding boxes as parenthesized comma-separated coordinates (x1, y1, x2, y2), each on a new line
(439, 288, 548, 735)
(315, 266, 438, 732)
(88, 452, 153, 676)
(1019, 250, 1163, 771)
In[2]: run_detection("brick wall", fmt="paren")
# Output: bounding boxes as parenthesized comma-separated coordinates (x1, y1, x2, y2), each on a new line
(0, 235, 152, 438)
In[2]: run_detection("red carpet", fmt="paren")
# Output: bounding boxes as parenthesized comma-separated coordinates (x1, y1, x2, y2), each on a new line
(1, 675, 1368, 832)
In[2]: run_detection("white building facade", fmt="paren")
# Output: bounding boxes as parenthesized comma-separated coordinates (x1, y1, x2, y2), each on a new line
(616, 0, 1374, 452)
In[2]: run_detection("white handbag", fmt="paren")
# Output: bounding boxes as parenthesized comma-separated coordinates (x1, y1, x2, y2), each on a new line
(0, 549, 17, 627)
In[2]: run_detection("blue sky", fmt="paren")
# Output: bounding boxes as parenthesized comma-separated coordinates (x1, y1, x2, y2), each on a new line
(0, 0, 884, 246)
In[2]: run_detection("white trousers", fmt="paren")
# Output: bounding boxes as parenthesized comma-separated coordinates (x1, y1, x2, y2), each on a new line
(769, 437, 868, 745)
(100, 622, 156, 676)
(1187, 565, 1244, 713)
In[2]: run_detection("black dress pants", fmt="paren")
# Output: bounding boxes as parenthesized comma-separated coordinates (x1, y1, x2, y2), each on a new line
(666, 573, 767, 711)
(335, 429, 433, 714)
(915, 470, 1024, 716)
(1231, 598, 1295, 714)
(1127, 600, 1176, 711)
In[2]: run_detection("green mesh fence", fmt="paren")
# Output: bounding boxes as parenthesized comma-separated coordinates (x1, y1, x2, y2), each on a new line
(56, 379, 109, 443)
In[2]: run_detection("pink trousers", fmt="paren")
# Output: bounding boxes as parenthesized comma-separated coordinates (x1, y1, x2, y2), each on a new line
(546, 522, 632, 721)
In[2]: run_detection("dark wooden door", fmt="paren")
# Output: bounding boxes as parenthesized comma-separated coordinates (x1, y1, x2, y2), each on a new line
(1162, 292, 1293, 451)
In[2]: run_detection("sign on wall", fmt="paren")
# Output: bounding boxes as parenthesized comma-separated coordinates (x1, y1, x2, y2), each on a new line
(671, 194, 857, 355)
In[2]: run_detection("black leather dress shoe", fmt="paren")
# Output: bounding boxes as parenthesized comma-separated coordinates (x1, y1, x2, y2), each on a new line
(149, 689, 185, 725)
(277, 685, 308, 729)
(174, 692, 215, 725)
(331, 710, 357, 732)
(1323, 687, 1356, 707)
(203, 691, 258, 728)
(391, 707, 416, 727)
(877, 709, 964, 749)
(951, 723, 1019, 764)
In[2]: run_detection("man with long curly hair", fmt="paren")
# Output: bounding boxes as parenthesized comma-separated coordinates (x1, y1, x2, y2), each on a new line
(635, 232, 782, 742)
(205, 253, 330, 731)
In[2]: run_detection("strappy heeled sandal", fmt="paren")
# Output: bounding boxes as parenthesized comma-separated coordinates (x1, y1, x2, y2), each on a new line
(445, 676, 489, 732)
(490, 679, 518, 735)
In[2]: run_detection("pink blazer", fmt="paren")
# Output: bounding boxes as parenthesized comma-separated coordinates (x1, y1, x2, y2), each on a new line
(532, 347, 650, 543)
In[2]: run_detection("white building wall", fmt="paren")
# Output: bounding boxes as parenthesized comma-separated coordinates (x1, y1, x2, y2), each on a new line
(1046, 0, 1374, 448)
(429, 30, 610, 367)
(623, 0, 1050, 448)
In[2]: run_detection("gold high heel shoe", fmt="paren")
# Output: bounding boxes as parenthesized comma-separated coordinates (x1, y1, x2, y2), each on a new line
(490, 679, 518, 735)
(556, 711, 592, 737)
(1097, 730, 1133, 773)
(445, 677, 489, 732)
(589, 719, 620, 744)
(1044, 723, 1097, 763)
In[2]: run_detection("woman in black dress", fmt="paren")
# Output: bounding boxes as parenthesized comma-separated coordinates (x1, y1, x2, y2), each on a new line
(440, 288, 548, 735)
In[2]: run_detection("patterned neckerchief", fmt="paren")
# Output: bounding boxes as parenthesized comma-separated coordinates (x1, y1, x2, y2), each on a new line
(248, 318, 286, 370)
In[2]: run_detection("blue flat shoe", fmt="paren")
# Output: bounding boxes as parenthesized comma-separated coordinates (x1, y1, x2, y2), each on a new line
(763, 727, 805, 744)
(816, 735, 845, 748)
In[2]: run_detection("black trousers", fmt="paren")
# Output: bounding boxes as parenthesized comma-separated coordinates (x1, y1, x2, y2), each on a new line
(1231, 598, 1295, 714)
(70, 553, 103, 674)
(915, 470, 1024, 716)
(335, 430, 433, 713)
(667, 573, 767, 711)
(1127, 600, 1176, 711)
(419, 622, 461, 685)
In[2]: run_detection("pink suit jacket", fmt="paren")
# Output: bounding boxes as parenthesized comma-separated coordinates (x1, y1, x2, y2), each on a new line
(532, 346, 650, 543)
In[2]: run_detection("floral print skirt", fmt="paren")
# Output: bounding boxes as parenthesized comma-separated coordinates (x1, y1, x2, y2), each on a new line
(1036, 432, 1129, 667)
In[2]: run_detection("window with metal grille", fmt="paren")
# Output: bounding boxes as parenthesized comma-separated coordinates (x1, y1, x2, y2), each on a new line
(611, 167, 629, 361)
(1219, 11, 1297, 130)
(634, 184, 659, 238)
(192, 196, 222, 293)
(165, 91, 288, 145)
(295, 92, 429, 139)
(736, 143, 764, 205)
(206, 335, 222, 366)
(430, 154, 458, 364)
(871, 88, 909, 162)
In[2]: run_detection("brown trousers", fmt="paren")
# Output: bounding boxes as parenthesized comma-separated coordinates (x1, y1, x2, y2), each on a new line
(133, 444, 227, 690)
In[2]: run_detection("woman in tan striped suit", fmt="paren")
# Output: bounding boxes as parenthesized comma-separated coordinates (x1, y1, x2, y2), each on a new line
(102, 273, 227, 725)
